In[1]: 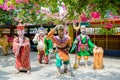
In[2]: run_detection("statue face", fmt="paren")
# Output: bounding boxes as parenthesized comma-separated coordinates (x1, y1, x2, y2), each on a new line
(17, 30, 24, 38)
(39, 30, 45, 36)
(58, 29, 64, 38)
(80, 26, 86, 35)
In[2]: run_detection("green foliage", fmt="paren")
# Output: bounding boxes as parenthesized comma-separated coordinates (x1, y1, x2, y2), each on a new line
(0, 9, 14, 24)
(0, 0, 3, 4)
(0, 0, 120, 24)
(97, 27, 117, 35)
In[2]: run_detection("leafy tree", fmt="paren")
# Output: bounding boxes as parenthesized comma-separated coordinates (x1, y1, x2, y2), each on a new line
(0, 0, 119, 24)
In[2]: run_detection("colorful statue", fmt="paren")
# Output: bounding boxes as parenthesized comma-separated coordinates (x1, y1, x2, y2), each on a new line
(0, 35, 9, 56)
(70, 25, 97, 67)
(46, 25, 72, 75)
(32, 27, 53, 64)
(12, 20, 31, 73)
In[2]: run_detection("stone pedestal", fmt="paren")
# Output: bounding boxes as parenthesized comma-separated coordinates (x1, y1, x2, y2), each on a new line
(93, 47, 104, 69)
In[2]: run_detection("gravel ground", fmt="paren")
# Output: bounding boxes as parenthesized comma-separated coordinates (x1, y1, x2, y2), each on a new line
(0, 49, 120, 80)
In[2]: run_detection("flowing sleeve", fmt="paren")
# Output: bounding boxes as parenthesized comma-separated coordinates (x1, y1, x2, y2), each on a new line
(68, 36, 72, 47)
(12, 38, 20, 55)
(70, 38, 78, 53)
(22, 37, 30, 51)
(19, 37, 30, 58)
(46, 29, 59, 45)
(44, 37, 53, 55)
(88, 37, 95, 54)
(33, 33, 39, 44)
(46, 29, 55, 40)
(48, 39, 53, 50)
(44, 38, 48, 55)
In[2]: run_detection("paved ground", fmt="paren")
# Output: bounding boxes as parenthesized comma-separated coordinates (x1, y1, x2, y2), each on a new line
(0, 49, 120, 80)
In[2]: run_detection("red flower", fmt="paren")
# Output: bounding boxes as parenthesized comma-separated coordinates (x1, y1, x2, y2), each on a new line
(9, 4, 15, 10)
(73, 20, 79, 23)
(3, 3, 8, 11)
(91, 12, 100, 19)
(80, 13, 87, 22)
(113, 16, 119, 19)
(24, 0, 29, 4)
(105, 23, 113, 29)
(16, 0, 22, 4)
(14, 17, 19, 21)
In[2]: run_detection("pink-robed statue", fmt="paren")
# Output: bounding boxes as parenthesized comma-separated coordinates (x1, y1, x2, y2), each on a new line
(12, 21, 31, 74)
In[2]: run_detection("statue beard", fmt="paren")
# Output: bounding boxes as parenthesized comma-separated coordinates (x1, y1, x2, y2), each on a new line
(58, 32, 64, 38)
(39, 33, 45, 36)
(81, 31, 86, 35)
(19, 34, 24, 39)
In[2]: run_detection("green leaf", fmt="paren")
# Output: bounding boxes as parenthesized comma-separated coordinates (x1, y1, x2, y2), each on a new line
(0, 0, 3, 4)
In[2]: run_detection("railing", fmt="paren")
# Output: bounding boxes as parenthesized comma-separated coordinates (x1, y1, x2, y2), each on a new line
(89, 35, 120, 50)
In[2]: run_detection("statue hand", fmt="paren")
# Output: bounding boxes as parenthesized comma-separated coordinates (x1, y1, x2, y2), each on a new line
(49, 49, 53, 53)
(32, 39, 37, 44)
(94, 45, 98, 49)
(53, 25, 60, 30)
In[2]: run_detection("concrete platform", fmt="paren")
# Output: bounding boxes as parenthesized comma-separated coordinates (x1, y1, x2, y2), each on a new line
(0, 51, 120, 80)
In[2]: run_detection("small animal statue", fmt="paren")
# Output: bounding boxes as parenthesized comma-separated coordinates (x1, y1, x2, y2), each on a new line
(8, 36, 16, 49)
(0, 35, 9, 56)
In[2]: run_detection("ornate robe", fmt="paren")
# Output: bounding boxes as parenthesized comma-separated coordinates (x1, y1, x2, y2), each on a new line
(13, 37, 30, 70)
(47, 29, 71, 61)
(33, 34, 53, 55)
(70, 34, 95, 56)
